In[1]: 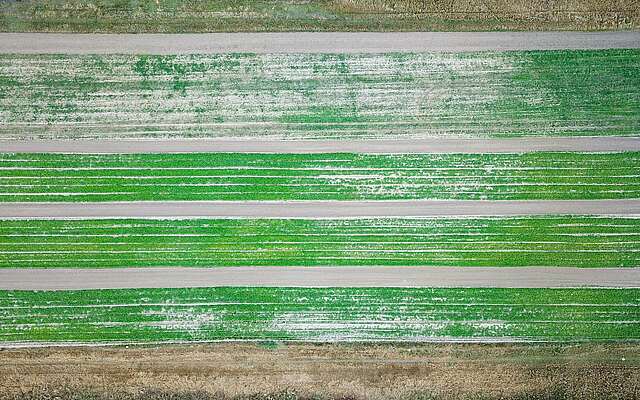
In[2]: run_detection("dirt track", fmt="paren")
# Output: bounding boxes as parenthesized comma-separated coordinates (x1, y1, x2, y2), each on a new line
(2, 200, 639, 218)
(1, 267, 638, 290)
(2, 32, 640, 54)
(3, 137, 640, 154)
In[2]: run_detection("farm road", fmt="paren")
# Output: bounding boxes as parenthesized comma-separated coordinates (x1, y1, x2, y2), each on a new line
(2, 200, 640, 218)
(2, 267, 638, 290)
(2, 32, 640, 54)
(3, 137, 640, 154)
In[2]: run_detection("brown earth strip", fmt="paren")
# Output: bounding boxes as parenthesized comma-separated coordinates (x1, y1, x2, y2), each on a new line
(1, 343, 638, 400)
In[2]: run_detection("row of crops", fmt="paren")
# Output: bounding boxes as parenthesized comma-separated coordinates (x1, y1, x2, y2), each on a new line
(1, 50, 639, 140)
(0, 152, 639, 201)
(1, 216, 638, 268)
(1, 287, 638, 343)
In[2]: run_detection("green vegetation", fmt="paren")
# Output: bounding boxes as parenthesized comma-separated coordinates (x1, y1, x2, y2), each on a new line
(0, 0, 637, 32)
(0, 152, 638, 202)
(2, 50, 639, 140)
(1, 287, 638, 343)
(1, 216, 638, 268)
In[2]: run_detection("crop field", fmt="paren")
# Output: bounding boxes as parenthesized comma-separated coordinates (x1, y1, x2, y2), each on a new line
(1, 152, 638, 202)
(1, 50, 638, 140)
(1, 0, 637, 32)
(3, 6, 640, 400)
(1, 216, 638, 268)
(0, 287, 638, 344)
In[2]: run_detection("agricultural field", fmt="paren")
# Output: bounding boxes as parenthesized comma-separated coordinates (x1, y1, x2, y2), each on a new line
(1, 216, 638, 268)
(1, 0, 637, 32)
(1, 50, 639, 140)
(1, 287, 638, 344)
(1, 152, 638, 201)
(2, 5, 639, 400)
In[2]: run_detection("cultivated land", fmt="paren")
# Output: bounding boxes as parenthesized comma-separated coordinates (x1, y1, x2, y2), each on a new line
(1, 216, 640, 268)
(2, 343, 639, 400)
(1, 0, 638, 32)
(1, 152, 639, 202)
(2, 9, 639, 400)
(2, 50, 639, 140)
(1, 287, 639, 344)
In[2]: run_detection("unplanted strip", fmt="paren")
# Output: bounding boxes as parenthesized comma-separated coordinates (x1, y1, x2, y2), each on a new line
(2, 200, 640, 218)
(2, 33, 640, 53)
(1, 267, 639, 290)
(3, 138, 640, 154)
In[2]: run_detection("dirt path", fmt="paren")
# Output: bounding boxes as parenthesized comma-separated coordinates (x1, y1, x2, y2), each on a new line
(2, 200, 639, 218)
(1, 267, 638, 290)
(3, 137, 640, 154)
(2, 32, 640, 54)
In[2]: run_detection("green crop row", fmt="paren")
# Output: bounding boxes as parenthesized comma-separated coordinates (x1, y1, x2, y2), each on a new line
(1, 287, 638, 344)
(1, 50, 638, 140)
(1, 152, 638, 201)
(1, 216, 638, 268)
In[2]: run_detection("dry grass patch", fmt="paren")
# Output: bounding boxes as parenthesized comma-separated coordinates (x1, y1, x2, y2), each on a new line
(0, 0, 637, 32)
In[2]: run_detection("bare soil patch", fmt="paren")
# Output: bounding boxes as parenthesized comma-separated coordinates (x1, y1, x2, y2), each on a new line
(1, 342, 638, 400)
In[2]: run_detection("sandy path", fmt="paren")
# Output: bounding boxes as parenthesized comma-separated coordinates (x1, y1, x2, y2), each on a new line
(1, 266, 638, 290)
(2, 137, 640, 154)
(2, 32, 640, 54)
(1, 200, 639, 218)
